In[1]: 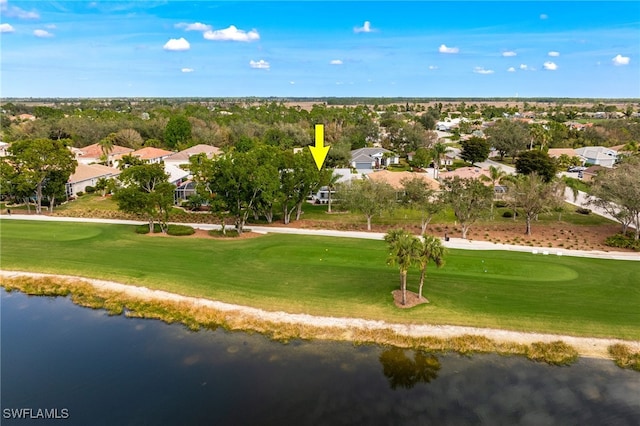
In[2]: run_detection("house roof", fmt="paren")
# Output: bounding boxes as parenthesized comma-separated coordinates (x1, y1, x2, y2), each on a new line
(575, 146, 618, 160)
(164, 144, 221, 162)
(439, 167, 492, 183)
(68, 163, 120, 184)
(77, 143, 133, 159)
(547, 148, 577, 159)
(366, 170, 440, 190)
(164, 164, 190, 184)
(350, 147, 395, 161)
(125, 147, 174, 160)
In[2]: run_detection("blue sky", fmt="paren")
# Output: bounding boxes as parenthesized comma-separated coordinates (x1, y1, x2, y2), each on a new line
(1, 1, 639, 98)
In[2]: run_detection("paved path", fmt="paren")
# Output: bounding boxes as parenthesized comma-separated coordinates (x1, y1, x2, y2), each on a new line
(2, 214, 638, 261)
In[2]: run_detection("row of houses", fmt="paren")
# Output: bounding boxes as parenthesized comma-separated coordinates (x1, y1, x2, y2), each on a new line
(547, 145, 625, 168)
(65, 144, 220, 199)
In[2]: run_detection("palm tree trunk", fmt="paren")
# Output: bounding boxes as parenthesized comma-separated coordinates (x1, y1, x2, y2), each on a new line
(327, 188, 332, 213)
(418, 265, 426, 299)
(401, 270, 407, 305)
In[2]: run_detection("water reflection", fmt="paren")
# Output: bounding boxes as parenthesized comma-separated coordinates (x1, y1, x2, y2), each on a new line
(379, 348, 440, 390)
(2, 289, 640, 426)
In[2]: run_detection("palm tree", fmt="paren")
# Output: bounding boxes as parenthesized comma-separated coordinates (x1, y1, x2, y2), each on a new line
(430, 142, 448, 179)
(98, 134, 115, 164)
(415, 234, 446, 299)
(384, 229, 420, 306)
(480, 165, 507, 218)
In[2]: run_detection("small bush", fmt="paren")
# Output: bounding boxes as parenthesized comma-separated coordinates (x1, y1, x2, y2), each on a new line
(208, 229, 241, 238)
(85, 186, 96, 194)
(167, 224, 195, 236)
(76, 191, 84, 197)
(575, 207, 591, 215)
(502, 211, 518, 218)
(134, 223, 194, 236)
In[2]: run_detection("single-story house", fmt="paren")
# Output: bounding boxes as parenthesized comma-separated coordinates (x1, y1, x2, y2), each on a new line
(74, 143, 134, 165)
(66, 163, 120, 198)
(163, 144, 221, 169)
(350, 148, 400, 175)
(366, 170, 440, 191)
(164, 163, 190, 186)
(113, 147, 174, 167)
(574, 146, 619, 168)
(439, 167, 492, 184)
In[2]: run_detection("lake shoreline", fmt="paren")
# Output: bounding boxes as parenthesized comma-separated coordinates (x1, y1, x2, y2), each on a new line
(2, 270, 639, 366)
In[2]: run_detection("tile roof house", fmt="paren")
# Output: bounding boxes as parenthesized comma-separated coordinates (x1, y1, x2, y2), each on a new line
(66, 163, 120, 198)
(439, 167, 492, 184)
(75, 143, 134, 165)
(113, 147, 174, 166)
(350, 148, 399, 175)
(163, 144, 221, 168)
(547, 148, 579, 160)
(366, 170, 440, 191)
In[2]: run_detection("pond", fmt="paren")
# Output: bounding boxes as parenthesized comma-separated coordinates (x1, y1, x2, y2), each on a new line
(2, 288, 639, 425)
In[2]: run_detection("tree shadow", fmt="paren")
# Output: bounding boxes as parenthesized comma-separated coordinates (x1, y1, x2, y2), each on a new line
(379, 347, 441, 390)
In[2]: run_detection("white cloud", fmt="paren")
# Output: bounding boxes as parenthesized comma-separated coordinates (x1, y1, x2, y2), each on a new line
(502, 51, 517, 57)
(548, 51, 560, 57)
(33, 29, 53, 38)
(163, 37, 190, 51)
(473, 66, 494, 75)
(428, 65, 438, 70)
(612, 54, 630, 66)
(507, 67, 516, 72)
(354, 21, 374, 33)
(330, 59, 343, 65)
(0, 23, 15, 33)
(204, 26, 259, 42)
(519, 64, 529, 70)
(181, 68, 194, 73)
(540, 13, 548, 20)
(0, 0, 39, 19)
(439, 44, 459, 54)
(249, 59, 270, 69)
(176, 22, 211, 32)
(289, 81, 295, 85)
(543, 61, 558, 70)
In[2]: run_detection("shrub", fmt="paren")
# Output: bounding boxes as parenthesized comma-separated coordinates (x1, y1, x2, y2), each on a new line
(575, 207, 591, 215)
(76, 191, 84, 197)
(608, 344, 640, 371)
(605, 233, 640, 251)
(167, 224, 195, 236)
(85, 186, 96, 194)
(502, 211, 517, 218)
(134, 224, 194, 236)
(494, 200, 508, 208)
(526, 341, 578, 365)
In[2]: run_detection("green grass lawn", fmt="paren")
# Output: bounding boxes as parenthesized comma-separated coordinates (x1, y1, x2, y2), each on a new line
(1, 220, 638, 340)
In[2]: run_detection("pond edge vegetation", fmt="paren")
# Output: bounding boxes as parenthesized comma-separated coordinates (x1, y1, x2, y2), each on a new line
(2, 274, 638, 371)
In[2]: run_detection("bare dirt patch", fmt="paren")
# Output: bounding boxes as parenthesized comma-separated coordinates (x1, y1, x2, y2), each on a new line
(392, 290, 429, 309)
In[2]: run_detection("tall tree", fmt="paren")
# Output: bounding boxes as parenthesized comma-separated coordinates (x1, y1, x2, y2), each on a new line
(384, 229, 420, 306)
(440, 177, 493, 239)
(589, 156, 640, 240)
(430, 142, 448, 179)
(113, 163, 175, 233)
(415, 234, 446, 300)
(485, 119, 528, 162)
(515, 150, 557, 183)
(506, 173, 564, 235)
(324, 170, 342, 213)
(338, 179, 397, 231)
(460, 136, 491, 165)
(164, 115, 192, 149)
(8, 138, 77, 214)
(480, 165, 508, 218)
(401, 175, 442, 234)
(279, 150, 323, 224)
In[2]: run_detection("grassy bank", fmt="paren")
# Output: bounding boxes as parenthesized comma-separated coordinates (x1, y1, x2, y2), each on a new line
(1, 220, 639, 340)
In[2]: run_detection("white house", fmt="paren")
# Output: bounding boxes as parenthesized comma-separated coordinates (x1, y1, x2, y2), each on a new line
(574, 146, 619, 168)
(350, 148, 400, 175)
(66, 163, 120, 198)
(311, 168, 359, 204)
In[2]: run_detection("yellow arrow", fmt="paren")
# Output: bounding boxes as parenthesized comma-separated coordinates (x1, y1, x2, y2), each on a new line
(309, 124, 330, 170)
